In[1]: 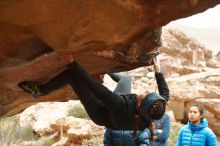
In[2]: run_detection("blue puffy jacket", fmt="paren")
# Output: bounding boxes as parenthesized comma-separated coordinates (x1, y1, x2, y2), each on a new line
(104, 128, 151, 146)
(176, 117, 217, 146)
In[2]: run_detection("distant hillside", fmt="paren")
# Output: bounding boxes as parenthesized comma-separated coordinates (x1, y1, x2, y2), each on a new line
(166, 22, 220, 55)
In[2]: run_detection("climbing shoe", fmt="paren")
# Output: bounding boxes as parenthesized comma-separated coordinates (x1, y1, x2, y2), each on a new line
(18, 81, 43, 98)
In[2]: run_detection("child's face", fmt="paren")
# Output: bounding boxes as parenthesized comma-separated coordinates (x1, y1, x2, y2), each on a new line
(188, 106, 202, 125)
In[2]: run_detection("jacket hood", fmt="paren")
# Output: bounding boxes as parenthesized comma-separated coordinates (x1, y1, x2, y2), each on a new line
(139, 92, 165, 120)
(188, 117, 208, 130)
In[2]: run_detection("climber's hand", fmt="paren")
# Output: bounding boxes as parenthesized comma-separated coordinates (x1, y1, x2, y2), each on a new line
(153, 56, 161, 73)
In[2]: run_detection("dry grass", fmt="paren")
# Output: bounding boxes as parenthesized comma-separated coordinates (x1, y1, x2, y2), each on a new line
(67, 104, 90, 120)
(0, 116, 55, 146)
(168, 122, 183, 146)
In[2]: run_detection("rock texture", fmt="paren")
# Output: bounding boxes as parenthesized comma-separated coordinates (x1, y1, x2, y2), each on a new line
(19, 100, 104, 145)
(1, 1, 220, 117)
(19, 101, 80, 135)
(161, 27, 220, 137)
(50, 117, 103, 145)
(117, 27, 220, 137)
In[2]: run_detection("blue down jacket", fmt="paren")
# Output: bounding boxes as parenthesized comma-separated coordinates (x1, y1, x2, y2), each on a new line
(104, 128, 151, 146)
(176, 117, 217, 146)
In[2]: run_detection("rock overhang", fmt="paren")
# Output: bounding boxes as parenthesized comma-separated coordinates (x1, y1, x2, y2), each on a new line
(0, 0, 220, 117)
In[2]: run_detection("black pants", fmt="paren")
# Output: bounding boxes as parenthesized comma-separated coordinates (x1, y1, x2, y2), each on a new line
(39, 61, 129, 127)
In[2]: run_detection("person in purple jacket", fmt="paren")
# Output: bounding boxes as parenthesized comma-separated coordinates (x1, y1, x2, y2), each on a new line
(176, 103, 217, 146)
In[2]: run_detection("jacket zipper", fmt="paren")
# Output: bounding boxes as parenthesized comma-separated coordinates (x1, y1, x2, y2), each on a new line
(190, 130, 194, 146)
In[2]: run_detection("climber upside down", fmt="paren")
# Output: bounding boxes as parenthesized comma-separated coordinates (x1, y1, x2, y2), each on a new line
(18, 55, 169, 131)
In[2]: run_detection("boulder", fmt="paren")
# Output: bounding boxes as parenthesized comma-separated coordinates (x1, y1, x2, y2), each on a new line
(1, 0, 220, 118)
(19, 100, 81, 135)
(50, 117, 104, 145)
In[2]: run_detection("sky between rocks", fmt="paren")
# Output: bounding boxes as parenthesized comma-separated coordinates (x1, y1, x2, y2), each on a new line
(173, 4, 220, 28)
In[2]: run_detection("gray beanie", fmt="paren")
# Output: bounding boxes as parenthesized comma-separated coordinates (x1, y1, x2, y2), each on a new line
(139, 92, 165, 119)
